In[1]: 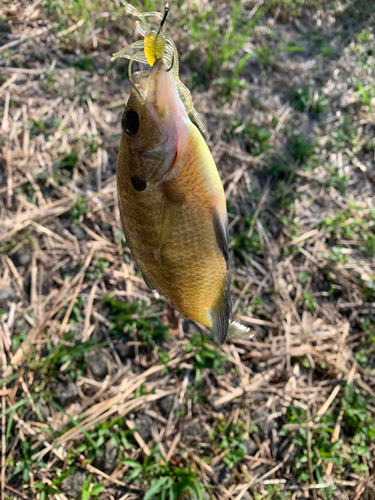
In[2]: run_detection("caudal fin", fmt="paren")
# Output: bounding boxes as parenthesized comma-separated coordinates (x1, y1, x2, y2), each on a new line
(227, 320, 253, 340)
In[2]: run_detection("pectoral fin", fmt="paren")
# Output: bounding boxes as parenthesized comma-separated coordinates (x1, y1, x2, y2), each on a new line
(155, 181, 183, 265)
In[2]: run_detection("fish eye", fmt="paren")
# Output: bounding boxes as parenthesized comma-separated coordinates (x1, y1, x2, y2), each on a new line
(122, 110, 139, 136)
(130, 175, 147, 191)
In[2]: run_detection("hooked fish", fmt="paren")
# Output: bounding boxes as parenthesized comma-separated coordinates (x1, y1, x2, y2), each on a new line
(113, 3, 248, 344)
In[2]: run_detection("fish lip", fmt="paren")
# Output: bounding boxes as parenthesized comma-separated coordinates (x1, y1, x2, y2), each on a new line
(130, 70, 150, 81)
(128, 70, 150, 101)
(129, 60, 167, 103)
(148, 58, 166, 81)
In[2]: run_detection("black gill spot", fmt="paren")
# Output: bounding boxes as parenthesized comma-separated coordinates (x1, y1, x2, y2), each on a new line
(122, 110, 139, 136)
(131, 175, 147, 192)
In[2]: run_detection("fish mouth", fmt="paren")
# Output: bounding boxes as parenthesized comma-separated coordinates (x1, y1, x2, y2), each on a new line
(129, 70, 151, 101)
(130, 60, 184, 119)
(148, 58, 167, 81)
(130, 60, 168, 104)
(130, 60, 173, 133)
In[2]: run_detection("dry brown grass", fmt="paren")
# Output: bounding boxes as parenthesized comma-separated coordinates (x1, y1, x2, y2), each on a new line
(0, 1, 374, 499)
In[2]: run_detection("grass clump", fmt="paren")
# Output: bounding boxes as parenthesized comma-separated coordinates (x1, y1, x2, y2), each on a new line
(210, 417, 256, 469)
(70, 195, 89, 224)
(106, 297, 171, 352)
(281, 384, 375, 488)
(123, 444, 207, 500)
(230, 118, 272, 156)
(291, 86, 328, 115)
(29, 331, 101, 381)
(186, 1, 266, 75)
(322, 205, 375, 258)
(288, 133, 316, 163)
(186, 333, 228, 381)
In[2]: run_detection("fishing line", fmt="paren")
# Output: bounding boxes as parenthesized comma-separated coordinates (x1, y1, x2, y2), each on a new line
(157, 3, 170, 35)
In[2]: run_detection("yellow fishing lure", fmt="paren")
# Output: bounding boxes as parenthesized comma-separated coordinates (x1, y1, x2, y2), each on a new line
(111, 1, 208, 139)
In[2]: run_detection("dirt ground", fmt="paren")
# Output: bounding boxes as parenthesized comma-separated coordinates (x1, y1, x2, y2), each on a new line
(0, 1, 374, 499)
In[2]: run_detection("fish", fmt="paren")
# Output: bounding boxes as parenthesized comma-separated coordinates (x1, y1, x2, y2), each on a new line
(112, 2, 250, 344)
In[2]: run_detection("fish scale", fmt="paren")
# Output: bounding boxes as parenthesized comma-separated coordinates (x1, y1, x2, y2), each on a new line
(118, 116, 226, 329)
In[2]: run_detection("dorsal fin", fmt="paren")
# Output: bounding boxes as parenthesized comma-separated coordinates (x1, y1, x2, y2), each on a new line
(212, 207, 229, 264)
(209, 272, 231, 345)
(209, 207, 231, 344)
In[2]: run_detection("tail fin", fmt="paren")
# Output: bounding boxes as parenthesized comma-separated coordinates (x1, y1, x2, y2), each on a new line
(227, 320, 253, 340)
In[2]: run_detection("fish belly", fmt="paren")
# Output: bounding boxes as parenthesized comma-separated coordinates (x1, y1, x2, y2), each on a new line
(160, 203, 226, 327)
(117, 120, 227, 328)
(118, 186, 225, 327)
